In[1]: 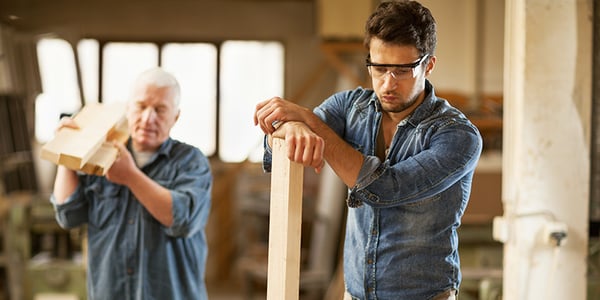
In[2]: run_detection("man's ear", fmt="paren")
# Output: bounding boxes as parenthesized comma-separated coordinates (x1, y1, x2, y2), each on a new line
(425, 56, 436, 76)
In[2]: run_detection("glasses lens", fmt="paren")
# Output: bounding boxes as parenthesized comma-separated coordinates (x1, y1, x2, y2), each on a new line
(369, 66, 388, 78)
(367, 54, 428, 80)
(369, 66, 414, 80)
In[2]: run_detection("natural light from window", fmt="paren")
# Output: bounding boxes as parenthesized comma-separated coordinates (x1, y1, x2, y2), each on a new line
(77, 39, 99, 104)
(219, 41, 284, 162)
(102, 42, 158, 104)
(35, 38, 81, 143)
(162, 43, 218, 156)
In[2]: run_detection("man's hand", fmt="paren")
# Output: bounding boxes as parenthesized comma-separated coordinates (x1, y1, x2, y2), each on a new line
(105, 142, 140, 185)
(254, 97, 312, 135)
(275, 121, 325, 173)
(56, 116, 80, 132)
(254, 96, 363, 186)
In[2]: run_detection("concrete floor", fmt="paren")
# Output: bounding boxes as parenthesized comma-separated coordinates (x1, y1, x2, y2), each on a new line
(208, 282, 265, 300)
(26, 283, 264, 300)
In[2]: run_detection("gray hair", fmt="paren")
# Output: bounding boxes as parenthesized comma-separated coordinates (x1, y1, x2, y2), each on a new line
(132, 67, 181, 108)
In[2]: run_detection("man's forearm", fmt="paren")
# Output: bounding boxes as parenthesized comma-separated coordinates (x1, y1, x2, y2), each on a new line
(305, 114, 364, 187)
(53, 166, 79, 204)
(126, 169, 174, 227)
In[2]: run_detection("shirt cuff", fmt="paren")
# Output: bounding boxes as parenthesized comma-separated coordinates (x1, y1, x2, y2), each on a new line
(346, 155, 385, 208)
(262, 135, 273, 173)
(50, 193, 74, 206)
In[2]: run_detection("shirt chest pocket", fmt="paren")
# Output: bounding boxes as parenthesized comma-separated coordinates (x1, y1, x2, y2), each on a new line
(85, 182, 124, 229)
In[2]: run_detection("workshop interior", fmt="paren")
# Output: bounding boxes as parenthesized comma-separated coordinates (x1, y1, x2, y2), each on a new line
(0, 0, 599, 299)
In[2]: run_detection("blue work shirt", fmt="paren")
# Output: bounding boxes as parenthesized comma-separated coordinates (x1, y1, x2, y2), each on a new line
(52, 138, 212, 300)
(263, 81, 482, 299)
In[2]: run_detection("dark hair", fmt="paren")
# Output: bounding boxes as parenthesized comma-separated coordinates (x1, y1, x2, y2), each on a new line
(364, 0, 437, 56)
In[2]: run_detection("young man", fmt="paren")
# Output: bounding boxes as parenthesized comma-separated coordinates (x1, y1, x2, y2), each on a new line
(52, 67, 212, 300)
(254, 1, 482, 299)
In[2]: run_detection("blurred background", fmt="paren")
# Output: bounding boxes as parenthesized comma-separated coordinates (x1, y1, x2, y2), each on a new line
(0, 0, 597, 299)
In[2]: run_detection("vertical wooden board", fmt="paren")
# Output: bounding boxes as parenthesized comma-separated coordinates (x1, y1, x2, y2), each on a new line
(267, 138, 304, 300)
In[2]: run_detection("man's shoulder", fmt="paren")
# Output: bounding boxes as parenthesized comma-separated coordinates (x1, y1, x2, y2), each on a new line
(163, 138, 208, 163)
(339, 86, 375, 100)
(327, 87, 376, 108)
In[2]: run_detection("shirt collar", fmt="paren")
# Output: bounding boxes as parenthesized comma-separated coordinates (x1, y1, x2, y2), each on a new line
(126, 137, 174, 163)
(406, 79, 437, 126)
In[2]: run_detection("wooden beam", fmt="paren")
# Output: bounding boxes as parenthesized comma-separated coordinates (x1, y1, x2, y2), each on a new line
(320, 41, 369, 87)
(266, 138, 304, 300)
(40, 102, 129, 176)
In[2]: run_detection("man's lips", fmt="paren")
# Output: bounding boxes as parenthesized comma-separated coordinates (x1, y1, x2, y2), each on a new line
(381, 94, 398, 103)
(137, 128, 156, 136)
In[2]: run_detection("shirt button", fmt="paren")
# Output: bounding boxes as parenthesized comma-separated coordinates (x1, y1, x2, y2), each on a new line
(128, 219, 134, 224)
(127, 268, 134, 275)
(367, 259, 373, 264)
(371, 229, 377, 235)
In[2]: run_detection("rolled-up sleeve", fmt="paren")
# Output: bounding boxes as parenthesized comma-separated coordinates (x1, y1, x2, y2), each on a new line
(163, 149, 212, 238)
(348, 122, 482, 208)
(52, 179, 90, 229)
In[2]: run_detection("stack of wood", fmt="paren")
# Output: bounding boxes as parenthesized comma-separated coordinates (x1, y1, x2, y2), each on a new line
(40, 102, 129, 176)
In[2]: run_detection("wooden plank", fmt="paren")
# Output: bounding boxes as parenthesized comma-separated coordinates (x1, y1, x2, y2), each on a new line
(40, 102, 129, 175)
(79, 142, 120, 175)
(266, 137, 304, 300)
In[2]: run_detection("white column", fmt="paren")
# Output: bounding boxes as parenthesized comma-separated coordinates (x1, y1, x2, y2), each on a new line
(496, 0, 592, 299)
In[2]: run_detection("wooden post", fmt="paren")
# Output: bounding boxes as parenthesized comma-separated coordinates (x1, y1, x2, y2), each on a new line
(267, 137, 304, 300)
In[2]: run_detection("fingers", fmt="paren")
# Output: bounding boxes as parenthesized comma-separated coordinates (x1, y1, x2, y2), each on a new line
(55, 116, 80, 133)
(314, 161, 325, 174)
(253, 100, 265, 126)
(254, 97, 294, 134)
(111, 141, 126, 156)
(313, 138, 325, 173)
(254, 98, 277, 134)
(106, 142, 135, 183)
(258, 103, 325, 173)
(284, 133, 325, 173)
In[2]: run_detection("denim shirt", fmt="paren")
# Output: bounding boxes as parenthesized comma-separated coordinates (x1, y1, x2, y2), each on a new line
(51, 138, 212, 300)
(263, 81, 482, 299)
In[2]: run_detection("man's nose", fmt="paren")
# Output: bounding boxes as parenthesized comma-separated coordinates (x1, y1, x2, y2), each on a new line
(141, 107, 156, 123)
(381, 72, 398, 88)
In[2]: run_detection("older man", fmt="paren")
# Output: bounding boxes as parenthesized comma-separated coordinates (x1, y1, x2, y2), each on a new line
(52, 67, 212, 300)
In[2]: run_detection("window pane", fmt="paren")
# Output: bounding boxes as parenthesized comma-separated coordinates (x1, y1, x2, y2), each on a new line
(220, 41, 284, 162)
(102, 42, 158, 104)
(78, 39, 99, 104)
(162, 43, 218, 156)
(35, 38, 81, 143)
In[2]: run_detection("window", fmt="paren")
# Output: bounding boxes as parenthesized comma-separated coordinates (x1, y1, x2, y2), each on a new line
(220, 41, 284, 162)
(78, 39, 99, 103)
(162, 43, 218, 156)
(35, 38, 81, 143)
(102, 42, 159, 104)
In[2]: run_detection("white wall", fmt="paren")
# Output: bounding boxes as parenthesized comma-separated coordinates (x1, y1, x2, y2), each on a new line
(422, 0, 505, 97)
